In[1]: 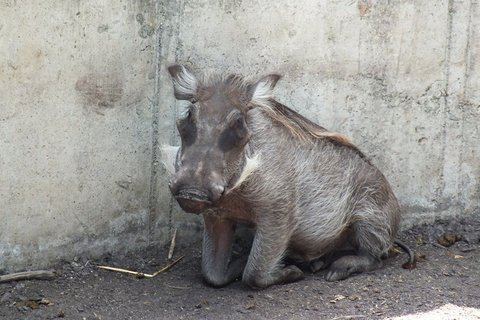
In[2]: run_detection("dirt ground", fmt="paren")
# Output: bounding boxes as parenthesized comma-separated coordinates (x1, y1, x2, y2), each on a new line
(1, 215, 479, 320)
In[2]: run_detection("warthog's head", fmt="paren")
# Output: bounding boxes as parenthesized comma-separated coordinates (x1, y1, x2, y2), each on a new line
(167, 65, 277, 214)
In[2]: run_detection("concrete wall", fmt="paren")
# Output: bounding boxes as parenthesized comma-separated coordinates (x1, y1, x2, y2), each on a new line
(0, 0, 168, 272)
(1, 0, 479, 271)
(162, 0, 480, 226)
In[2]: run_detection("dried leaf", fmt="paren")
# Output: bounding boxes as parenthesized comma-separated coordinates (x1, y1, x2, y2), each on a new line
(415, 252, 427, 261)
(330, 295, 346, 303)
(15, 300, 43, 310)
(437, 233, 463, 247)
(348, 294, 361, 301)
(388, 247, 401, 257)
(416, 236, 425, 246)
(245, 302, 255, 310)
(38, 298, 52, 305)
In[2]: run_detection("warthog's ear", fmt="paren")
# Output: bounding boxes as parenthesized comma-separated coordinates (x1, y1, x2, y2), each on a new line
(168, 65, 198, 101)
(250, 74, 281, 106)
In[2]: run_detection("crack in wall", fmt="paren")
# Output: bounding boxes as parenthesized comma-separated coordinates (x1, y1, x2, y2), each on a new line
(165, 0, 186, 240)
(147, 0, 187, 242)
(439, 0, 475, 215)
(147, 0, 164, 244)
(460, 0, 475, 209)
(439, 0, 455, 204)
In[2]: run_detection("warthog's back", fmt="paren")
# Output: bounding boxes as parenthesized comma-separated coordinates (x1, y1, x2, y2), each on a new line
(246, 108, 400, 260)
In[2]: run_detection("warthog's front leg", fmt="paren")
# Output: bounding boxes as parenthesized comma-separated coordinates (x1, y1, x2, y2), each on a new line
(242, 223, 304, 289)
(201, 214, 246, 287)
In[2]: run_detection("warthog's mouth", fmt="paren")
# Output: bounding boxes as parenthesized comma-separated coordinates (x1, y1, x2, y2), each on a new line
(174, 188, 212, 214)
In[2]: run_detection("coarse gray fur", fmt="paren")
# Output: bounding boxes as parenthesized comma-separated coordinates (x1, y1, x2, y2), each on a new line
(165, 65, 402, 289)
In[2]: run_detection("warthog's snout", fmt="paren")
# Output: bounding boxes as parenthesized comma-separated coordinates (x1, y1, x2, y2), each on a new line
(174, 188, 212, 213)
(169, 178, 225, 214)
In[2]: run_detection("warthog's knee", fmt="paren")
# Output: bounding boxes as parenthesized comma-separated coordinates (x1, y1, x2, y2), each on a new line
(202, 269, 231, 288)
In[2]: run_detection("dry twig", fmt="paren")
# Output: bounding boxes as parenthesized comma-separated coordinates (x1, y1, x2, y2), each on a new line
(0, 270, 56, 283)
(97, 255, 184, 278)
(168, 228, 177, 260)
(433, 242, 447, 249)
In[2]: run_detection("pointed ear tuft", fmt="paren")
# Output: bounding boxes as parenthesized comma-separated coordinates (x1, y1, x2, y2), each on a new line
(168, 64, 198, 101)
(250, 74, 281, 105)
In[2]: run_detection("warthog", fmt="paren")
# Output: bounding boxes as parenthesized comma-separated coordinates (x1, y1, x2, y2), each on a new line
(163, 65, 412, 289)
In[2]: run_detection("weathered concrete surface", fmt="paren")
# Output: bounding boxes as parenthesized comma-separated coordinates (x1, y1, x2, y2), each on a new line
(1, 0, 479, 271)
(0, 1, 163, 271)
(163, 0, 480, 228)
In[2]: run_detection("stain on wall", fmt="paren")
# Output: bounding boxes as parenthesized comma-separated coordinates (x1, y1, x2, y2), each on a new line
(75, 72, 124, 111)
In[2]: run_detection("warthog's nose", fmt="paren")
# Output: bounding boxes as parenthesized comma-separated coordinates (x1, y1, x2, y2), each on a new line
(172, 187, 211, 214)
(210, 183, 225, 202)
(168, 177, 177, 194)
(168, 171, 226, 213)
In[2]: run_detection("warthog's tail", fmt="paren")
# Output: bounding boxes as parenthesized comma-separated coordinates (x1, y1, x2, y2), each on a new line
(394, 239, 416, 269)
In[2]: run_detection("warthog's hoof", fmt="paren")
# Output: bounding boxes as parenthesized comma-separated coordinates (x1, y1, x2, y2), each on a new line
(243, 265, 304, 289)
(309, 258, 327, 273)
(280, 265, 305, 284)
(324, 255, 382, 282)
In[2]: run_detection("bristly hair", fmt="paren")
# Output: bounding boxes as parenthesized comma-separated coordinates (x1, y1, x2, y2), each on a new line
(257, 99, 368, 159)
(197, 72, 367, 159)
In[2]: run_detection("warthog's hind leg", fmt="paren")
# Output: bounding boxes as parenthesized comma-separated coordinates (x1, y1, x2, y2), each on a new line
(242, 224, 305, 289)
(309, 257, 327, 273)
(325, 253, 382, 281)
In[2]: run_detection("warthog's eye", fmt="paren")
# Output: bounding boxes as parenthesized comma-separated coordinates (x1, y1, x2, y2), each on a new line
(218, 112, 249, 152)
(177, 107, 197, 146)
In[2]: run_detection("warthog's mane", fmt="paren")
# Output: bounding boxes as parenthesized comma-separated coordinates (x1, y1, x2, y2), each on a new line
(201, 73, 367, 159)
